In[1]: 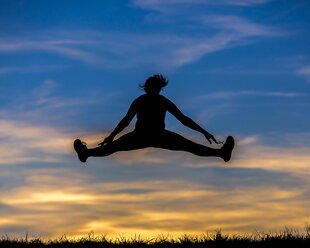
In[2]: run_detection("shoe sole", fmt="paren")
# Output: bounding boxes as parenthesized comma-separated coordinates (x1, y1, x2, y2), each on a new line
(223, 136, 235, 162)
(73, 139, 87, 163)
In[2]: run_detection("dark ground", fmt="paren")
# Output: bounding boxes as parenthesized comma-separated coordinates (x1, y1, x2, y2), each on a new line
(2, 230, 310, 248)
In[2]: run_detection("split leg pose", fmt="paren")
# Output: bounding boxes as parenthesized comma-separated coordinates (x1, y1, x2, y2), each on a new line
(74, 74, 234, 163)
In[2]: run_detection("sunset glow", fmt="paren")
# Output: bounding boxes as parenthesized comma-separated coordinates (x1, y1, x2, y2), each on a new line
(0, 0, 310, 239)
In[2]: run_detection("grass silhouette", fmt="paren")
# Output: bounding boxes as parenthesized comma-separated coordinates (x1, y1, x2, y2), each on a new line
(2, 228, 310, 248)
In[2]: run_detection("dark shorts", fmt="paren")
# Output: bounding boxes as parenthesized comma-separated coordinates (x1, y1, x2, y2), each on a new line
(99, 129, 213, 156)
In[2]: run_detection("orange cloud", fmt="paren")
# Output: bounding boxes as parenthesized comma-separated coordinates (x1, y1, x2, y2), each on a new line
(1, 167, 309, 239)
(1, 119, 310, 238)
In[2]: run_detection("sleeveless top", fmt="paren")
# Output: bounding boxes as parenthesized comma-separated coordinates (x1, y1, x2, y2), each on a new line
(134, 94, 169, 132)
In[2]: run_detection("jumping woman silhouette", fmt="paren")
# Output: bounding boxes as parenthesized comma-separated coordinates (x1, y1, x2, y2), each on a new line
(74, 74, 234, 163)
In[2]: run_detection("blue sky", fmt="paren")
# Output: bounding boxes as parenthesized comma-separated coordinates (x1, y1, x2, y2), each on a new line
(1, 0, 310, 239)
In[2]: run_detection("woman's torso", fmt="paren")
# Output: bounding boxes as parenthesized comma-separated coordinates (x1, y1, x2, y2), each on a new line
(134, 94, 168, 132)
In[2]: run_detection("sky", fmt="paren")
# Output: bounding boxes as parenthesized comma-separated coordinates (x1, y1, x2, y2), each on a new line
(0, 0, 310, 239)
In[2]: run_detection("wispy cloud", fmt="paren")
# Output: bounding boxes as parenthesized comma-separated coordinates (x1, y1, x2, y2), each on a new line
(28, 79, 105, 108)
(130, 0, 282, 69)
(273, 56, 310, 82)
(181, 133, 310, 176)
(0, 31, 259, 70)
(0, 119, 73, 164)
(168, 15, 283, 66)
(202, 68, 286, 75)
(0, 117, 118, 165)
(0, 65, 66, 75)
(0, 78, 115, 164)
(0, 38, 103, 65)
(0, 78, 113, 126)
(0, 3, 282, 72)
(295, 65, 310, 82)
(231, 145, 310, 175)
(204, 90, 307, 99)
(133, 0, 272, 10)
(224, 0, 272, 6)
(202, 15, 280, 37)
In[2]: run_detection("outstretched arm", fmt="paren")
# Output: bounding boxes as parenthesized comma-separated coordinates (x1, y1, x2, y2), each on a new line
(99, 100, 137, 145)
(167, 100, 218, 144)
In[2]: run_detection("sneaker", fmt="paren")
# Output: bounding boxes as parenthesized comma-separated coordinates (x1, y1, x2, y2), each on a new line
(73, 139, 88, 163)
(221, 136, 235, 162)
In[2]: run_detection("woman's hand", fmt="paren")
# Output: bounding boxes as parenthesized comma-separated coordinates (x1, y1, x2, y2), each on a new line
(204, 132, 218, 144)
(98, 135, 114, 146)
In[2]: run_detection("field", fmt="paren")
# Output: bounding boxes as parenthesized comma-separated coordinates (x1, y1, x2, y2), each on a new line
(2, 229, 310, 248)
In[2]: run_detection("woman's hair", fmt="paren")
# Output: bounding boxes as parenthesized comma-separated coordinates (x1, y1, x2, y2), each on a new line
(139, 74, 168, 93)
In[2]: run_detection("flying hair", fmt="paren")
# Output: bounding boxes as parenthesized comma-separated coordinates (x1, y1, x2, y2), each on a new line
(139, 74, 168, 92)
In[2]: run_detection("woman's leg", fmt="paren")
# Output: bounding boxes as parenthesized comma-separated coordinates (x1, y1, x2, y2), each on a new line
(153, 130, 222, 157)
(88, 131, 149, 157)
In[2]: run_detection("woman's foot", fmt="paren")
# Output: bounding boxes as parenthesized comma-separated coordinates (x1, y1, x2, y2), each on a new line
(73, 139, 88, 163)
(220, 136, 235, 162)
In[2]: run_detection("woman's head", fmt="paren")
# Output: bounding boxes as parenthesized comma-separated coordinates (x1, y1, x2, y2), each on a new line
(139, 74, 168, 94)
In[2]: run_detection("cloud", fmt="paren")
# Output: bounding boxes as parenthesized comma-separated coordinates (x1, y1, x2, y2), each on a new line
(0, 166, 309, 238)
(0, 31, 232, 70)
(102, 133, 310, 177)
(0, 77, 113, 127)
(0, 65, 66, 75)
(165, 16, 283, 67)
(203, 90, 307, 99)
(224, 0, 271, 6)
(0, 119, 73, 164)
(1, 122, 310, 238)
(232, 146, 310, 176)
(2, 96, 310, 177)
(0, 77, 124, 165)
(1, 75, 309, 173)
(0, 117, 118, 165)
(130, 1, 283, 69)
(236, 135, 259, 145)
(295, 65, 310, 82)
(202, 15, 280, 37)
(42, 45, 103, 65)
(0, 115, 175, 165)
(181, 134, 310, 177)
(0, 80, 108, 165)
(0, 8, 282, 71)
(201, 67, 286, 75)
(0, 39, 103, 65)
(28, 79, 104, 108)
(133, 0, 272, 10)
(273, 56, 310, 82)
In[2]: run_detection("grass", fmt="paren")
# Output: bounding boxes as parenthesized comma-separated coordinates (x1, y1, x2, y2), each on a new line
(2, 228, 310, 248)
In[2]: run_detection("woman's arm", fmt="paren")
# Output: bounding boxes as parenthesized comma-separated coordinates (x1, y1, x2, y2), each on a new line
(99, 100, 137, 145)
(167, 99, 218, 144)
